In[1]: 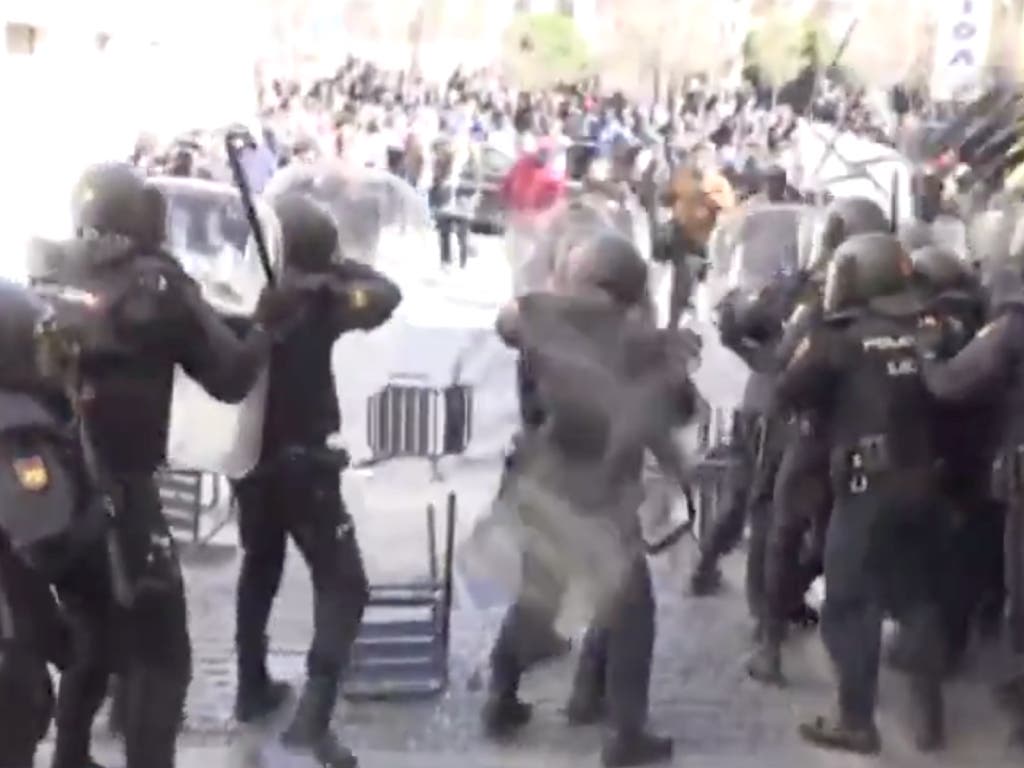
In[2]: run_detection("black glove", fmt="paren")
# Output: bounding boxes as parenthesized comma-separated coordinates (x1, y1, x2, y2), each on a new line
(916, 315, 945, 361)
(254, 280, 310, 340)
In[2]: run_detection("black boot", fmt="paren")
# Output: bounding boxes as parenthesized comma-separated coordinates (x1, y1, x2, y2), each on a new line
(565, 692, 606, 726)
(281, 675, 357, 768)
(996, 673, 1024, 712)
(235, 636, 291, 724)
(747, 638, 784, 686)
(601, 729, 673, 767)
(235, 676, 292, 724)
(799, 714, 881, 755)
(787, 601, 820, 629)
(481, 694, 532, 739)
(689, 560, 723, 597)
(909, 678, 945, 752)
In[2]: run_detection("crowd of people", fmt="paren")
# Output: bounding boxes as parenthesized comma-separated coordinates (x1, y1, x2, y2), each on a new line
(131, 56, 919, 274)
(11, 41, 1024, 768)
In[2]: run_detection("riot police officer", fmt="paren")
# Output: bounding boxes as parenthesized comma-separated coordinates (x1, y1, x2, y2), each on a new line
(0, 539, 63, 768)
(909, 245, 1002, 671)
(916, 220, 1024, 744)
(232, 192, 401, 768)
(778, 232, 947, 753)
(32, 162, 304, 768)
(486, 232, 687, 766)
(748, 196, 892, 685)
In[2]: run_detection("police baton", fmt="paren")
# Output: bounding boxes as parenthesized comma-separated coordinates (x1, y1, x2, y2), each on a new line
(224, 133, 276, 286)
(890, 168, 900, 233)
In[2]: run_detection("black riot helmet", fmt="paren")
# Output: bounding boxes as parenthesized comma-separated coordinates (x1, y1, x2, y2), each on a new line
(71, 162, 167, 251)
(272, 192, 340, 274)
(910, 244, 978, 298)
(563, 231, 649, 307)
(910, 168, 943, 223)
(807, 195, 890, 275)
(823, 232, 918, 315)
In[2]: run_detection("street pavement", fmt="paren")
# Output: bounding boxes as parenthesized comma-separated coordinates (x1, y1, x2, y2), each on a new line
(35, 456, 1024, 768)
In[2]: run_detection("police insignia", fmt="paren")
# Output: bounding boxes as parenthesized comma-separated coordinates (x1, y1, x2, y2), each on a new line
(350, 288, 368, 309)
(12, 456, 49, 492)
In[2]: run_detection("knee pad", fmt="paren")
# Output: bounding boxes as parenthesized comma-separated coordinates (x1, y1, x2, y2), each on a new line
(0, 645, 54, 756)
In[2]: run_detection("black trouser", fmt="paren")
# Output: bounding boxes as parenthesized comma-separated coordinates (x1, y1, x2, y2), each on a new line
(762, 430, 832, 643)
(234, 461, 369, 685)
(667, 259, 694, 329)
(746, 427, 785, 622)
(698, 414, 782, 616)
(567, 556, 656, 734)
(437, 213, 469, 268)
(489, 548, 568, 698)
(46, 475, 189, 768)
(0, 544, 60, 768)
(820, 476, 946, 729)
(697, 414, 758, 562)
(939, 489, 1005, 663)
(50, 545, 115, 768)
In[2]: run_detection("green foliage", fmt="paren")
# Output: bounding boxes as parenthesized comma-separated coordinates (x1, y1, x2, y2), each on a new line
(746, 12, 837, 87)
(800, 19, 837, 68)
(504, 13, 591, 89)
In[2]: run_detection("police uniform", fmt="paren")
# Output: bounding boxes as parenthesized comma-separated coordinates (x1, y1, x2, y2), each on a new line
(34, 163, 301, 768)
(910, 246, 1002, 671)
(232, 193, 401, 768)
(918, 235, 1024, 740)
(484, 233, 682, 768)
(749, 198, 894, 686)
(688, 275, 801, 617)
(778, 233, 947, 754)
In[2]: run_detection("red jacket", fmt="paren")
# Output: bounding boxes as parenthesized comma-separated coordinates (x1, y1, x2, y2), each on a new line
(501, 154, 565, 214)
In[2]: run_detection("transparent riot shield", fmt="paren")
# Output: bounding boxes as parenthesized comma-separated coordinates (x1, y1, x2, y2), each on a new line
(522, 190, 648, 296)
(691, 202, 813, 415)
(264, 160, 432, 266)
(150, 176, 284, 478)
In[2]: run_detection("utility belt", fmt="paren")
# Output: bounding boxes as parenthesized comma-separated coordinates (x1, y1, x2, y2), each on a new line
(831, 434, 894, 496)
(251, 443, 351, 479)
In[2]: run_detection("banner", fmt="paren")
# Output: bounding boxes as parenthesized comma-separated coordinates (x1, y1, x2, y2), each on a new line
(931, 0, 994, 100)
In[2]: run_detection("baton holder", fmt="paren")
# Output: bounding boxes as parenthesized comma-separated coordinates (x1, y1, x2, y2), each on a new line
(343, 491, 457, 700)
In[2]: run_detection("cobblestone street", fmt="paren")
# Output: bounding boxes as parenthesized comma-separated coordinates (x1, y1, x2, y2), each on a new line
(33, 457, 1024, 768)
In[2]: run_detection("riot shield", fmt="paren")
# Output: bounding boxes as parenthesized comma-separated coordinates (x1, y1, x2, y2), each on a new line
(149, 176, 284, 478)
(694, 202, 814, 414)
(263, 160, 432, 265)
(474, 293, 687, 623)
(705, 202, 811, 313)
(521, 191, 646, 297)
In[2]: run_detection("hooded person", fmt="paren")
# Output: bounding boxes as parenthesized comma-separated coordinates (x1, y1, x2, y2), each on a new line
(484, 231, 697, 767)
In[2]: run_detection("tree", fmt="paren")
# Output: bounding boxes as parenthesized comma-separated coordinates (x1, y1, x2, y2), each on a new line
(503, 12, 591, 89)
(596, 0, 737, 99)
(746, 10, 807, 88)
